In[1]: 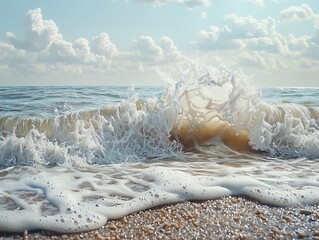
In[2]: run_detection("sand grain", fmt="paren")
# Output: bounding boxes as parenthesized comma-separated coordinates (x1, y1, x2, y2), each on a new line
(1, 196, 318, 239)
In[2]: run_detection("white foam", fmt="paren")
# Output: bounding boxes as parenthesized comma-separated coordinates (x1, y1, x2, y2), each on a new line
(0, 98, 182, 168)
(171, 65, 319, 158)
(0, 162, 318, 232)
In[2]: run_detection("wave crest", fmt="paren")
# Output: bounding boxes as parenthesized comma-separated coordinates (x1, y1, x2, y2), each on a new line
(169, 65, 319, 158)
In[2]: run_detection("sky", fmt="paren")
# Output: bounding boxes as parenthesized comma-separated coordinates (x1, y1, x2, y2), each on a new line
(0, 0, 318, 87)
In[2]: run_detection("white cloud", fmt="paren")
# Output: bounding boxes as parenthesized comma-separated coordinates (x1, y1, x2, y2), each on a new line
(245, 36, 289, 55)
(197, 26, 245, 50)
(312, 20, 319, 44)
(131, 35, 185, 65)
(0, 9, 108, 76)
(133, 35, 163, 63)
(91, 33, 118, 58)
(201, 12, 207, 19)
(0, 8, 188, 85)
(223, 14, 276, 38)
(45, 39, 76, 63)
(5, 8, 62, 51)
(160, 36, 183, 61)
(0, 42, 15, 61)
(196, 12, 319, 59)
(237, 52, 269, 69)
(194, 9, 319, 81)
(293, 20, 319, 59)
(280, 4, 318, 23)
(0, 41, 36, 69)
(197, 14, 276, 51)
(287, 34, 310, 53)
(1, 7, 319, 87)
(73, 38, 96, 63)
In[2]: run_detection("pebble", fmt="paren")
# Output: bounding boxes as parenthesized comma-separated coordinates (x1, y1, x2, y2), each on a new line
(300, 209, 313, 215)
(231, 198, 238, 203)
(2, 196, 318, 240)
(108, 224, 117, 230)
(282, 215, 292, 222)
(297, 230, 309, 238)
(271, 226, 281, 235)
(23, 230, 28, 240)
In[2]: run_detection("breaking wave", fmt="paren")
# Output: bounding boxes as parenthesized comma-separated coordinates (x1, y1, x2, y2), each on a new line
(0, 65, 319, 168)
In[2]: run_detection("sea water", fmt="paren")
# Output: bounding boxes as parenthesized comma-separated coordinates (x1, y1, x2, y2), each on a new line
(0, 66, 318, 233)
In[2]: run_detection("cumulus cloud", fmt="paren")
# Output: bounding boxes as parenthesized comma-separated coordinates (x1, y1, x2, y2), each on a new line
(312, 20, 319, 44)
(160, 36, 183, 61)
(0, 42, 32, 66)
(0, 42, 15, 61)
(287, 34, 310, 53)
(45, 40, 76, 63)
(131, 35, 184, 65)
(303, 21, 319, 58)
(91, 33, 118, 58)
(280, 4, 318, 23)
(133, 35, 163, 63)
(196, 12, 319, 58)
(237, 52, 269, 68)
(1, 7, 319, 86)
(245, 36, 289, 55)
(223, 14, 276, 38)
(197, 14, 276, 51)
(0, 8, 128, 75)
(0, 8, 188, 83)
(5, 8, 62, 51)
(198, 26, 245, 50)
(194, 10, 319, 77)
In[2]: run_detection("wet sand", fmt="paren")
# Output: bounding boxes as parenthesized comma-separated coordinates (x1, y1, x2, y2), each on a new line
(1, 196, 319, 239)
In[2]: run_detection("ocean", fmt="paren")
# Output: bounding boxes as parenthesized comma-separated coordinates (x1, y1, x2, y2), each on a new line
(0, 66, 318, 233)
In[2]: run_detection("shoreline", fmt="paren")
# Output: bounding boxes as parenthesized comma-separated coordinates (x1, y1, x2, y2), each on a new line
(1, 196, 319, 239)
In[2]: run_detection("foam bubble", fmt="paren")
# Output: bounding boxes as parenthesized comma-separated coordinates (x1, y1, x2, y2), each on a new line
(0, 161, 318, 232)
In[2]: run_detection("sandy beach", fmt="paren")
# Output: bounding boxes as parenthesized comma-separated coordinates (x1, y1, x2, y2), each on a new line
(1, 196, 318, 240)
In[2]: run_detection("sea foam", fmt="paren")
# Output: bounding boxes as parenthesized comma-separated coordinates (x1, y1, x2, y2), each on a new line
(1, 161, 318, 232)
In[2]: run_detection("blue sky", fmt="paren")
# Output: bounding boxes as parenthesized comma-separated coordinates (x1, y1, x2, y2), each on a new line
(0, 0, 318, 86)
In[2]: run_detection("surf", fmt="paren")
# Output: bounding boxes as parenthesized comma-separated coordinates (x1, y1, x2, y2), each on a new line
(0, 65, 319, 169)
